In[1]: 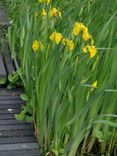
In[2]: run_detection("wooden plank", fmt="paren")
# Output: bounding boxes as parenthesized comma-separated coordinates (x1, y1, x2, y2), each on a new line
(0, 114, 16, 119)
(0, 53, 7, 79)
(0, 95, 20, 100)
(0, 88, 23, 91)
(0, 6, 6, 15)
(0, 113, 30, 120)
(0, 108, 20, 114)
(0, 129, 34, 137)
(0, 99, 23, 104)
(0, 143, 39, 151)
(0, 7, 7, 20)
(0, 119, 30, 125)
(0, 103, 22, 109)
(0, 6, 6, 16)
(0, 149, 40, 156)
(0, 6, 10, 27)
(0, 136, 36, 144)
(0, 88, 23, 96)
(2, 40, 15, 74)
(0, 125, 33, 131)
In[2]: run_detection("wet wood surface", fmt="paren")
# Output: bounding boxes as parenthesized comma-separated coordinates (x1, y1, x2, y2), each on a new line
(0, 89, 40, 156)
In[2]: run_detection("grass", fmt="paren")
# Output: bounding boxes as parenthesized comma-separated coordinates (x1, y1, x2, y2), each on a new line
(4, 0, 117, 155)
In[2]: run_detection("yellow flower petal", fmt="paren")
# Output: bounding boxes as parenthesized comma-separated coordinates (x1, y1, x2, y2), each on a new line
(32, 40, 39, 52)
(73, 22, 85, 36)
(41, 8, 46, 16)
(88, 46, 97, 58)
(61, 38, 66, 46)
(91, 81, 97, 88)
(50, 32, 56, 41)
(47, 0, 50, 4)
(83, 46, 88, 53)
(82, 28, 91, 41)
(50, 32, 63, 44)
(66, 40, 74, 51)
(55, 33, 63, 44)
(50, 8, 62, 18)
(73, 22, 81, 36)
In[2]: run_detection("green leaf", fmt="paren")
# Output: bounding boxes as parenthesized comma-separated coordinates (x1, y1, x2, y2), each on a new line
(8, 72, 18, 83)
(7, 83, 17, 89)
(93, 120, 117, 128)
(0, 78, 6, 85)
(51, 149, 59, 156)
(20, 94, 29, 101)
(25, 115, 33, 123)
(15, 112, 25, 121)
(94, 129, 103, 139)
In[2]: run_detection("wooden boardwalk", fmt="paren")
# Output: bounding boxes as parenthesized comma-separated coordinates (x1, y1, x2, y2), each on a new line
(0, 4, 40, 156)
(0, 5, 15, 81)
(0, 89, 40, 156)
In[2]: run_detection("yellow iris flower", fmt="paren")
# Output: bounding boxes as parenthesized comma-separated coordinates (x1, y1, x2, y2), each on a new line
(50, 8, 61, 18)
(41, 8, 46, 16)
(32, 40, 39, 52)
(91, 81, 97, 88)
(88, 46, 97, 58)
(73, 22, 85, 36)
(50, 32, 63, 44)
(82, 28, 91, 41)
(83, 45, 97, 58)
(66, 40, 74, 51)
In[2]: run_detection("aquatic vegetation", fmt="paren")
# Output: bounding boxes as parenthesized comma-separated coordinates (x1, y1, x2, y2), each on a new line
(5, 0, 117, 155)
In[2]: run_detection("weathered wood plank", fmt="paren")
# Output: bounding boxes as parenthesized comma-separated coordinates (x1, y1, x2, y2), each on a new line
(0, 125, 33, 131)
(0, 143, 39, 151)
(0, 95, 20, 100)
(0, 99, 23, 104)
(0, 129, 34, 137)
(0, 114, 15, 119)
(0, 104, 21, 109)
(0, 6, 7, 19)
(2, 40, 15, 74)
(0, 108, 20, 114)
(0, 119, 30, 125)
(0, 88, 23, 96)
(0, 136, 36, 144)
(0, 149, 40, 156)
(0, 6, 9, 27)
(0, 53, 7, 79)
